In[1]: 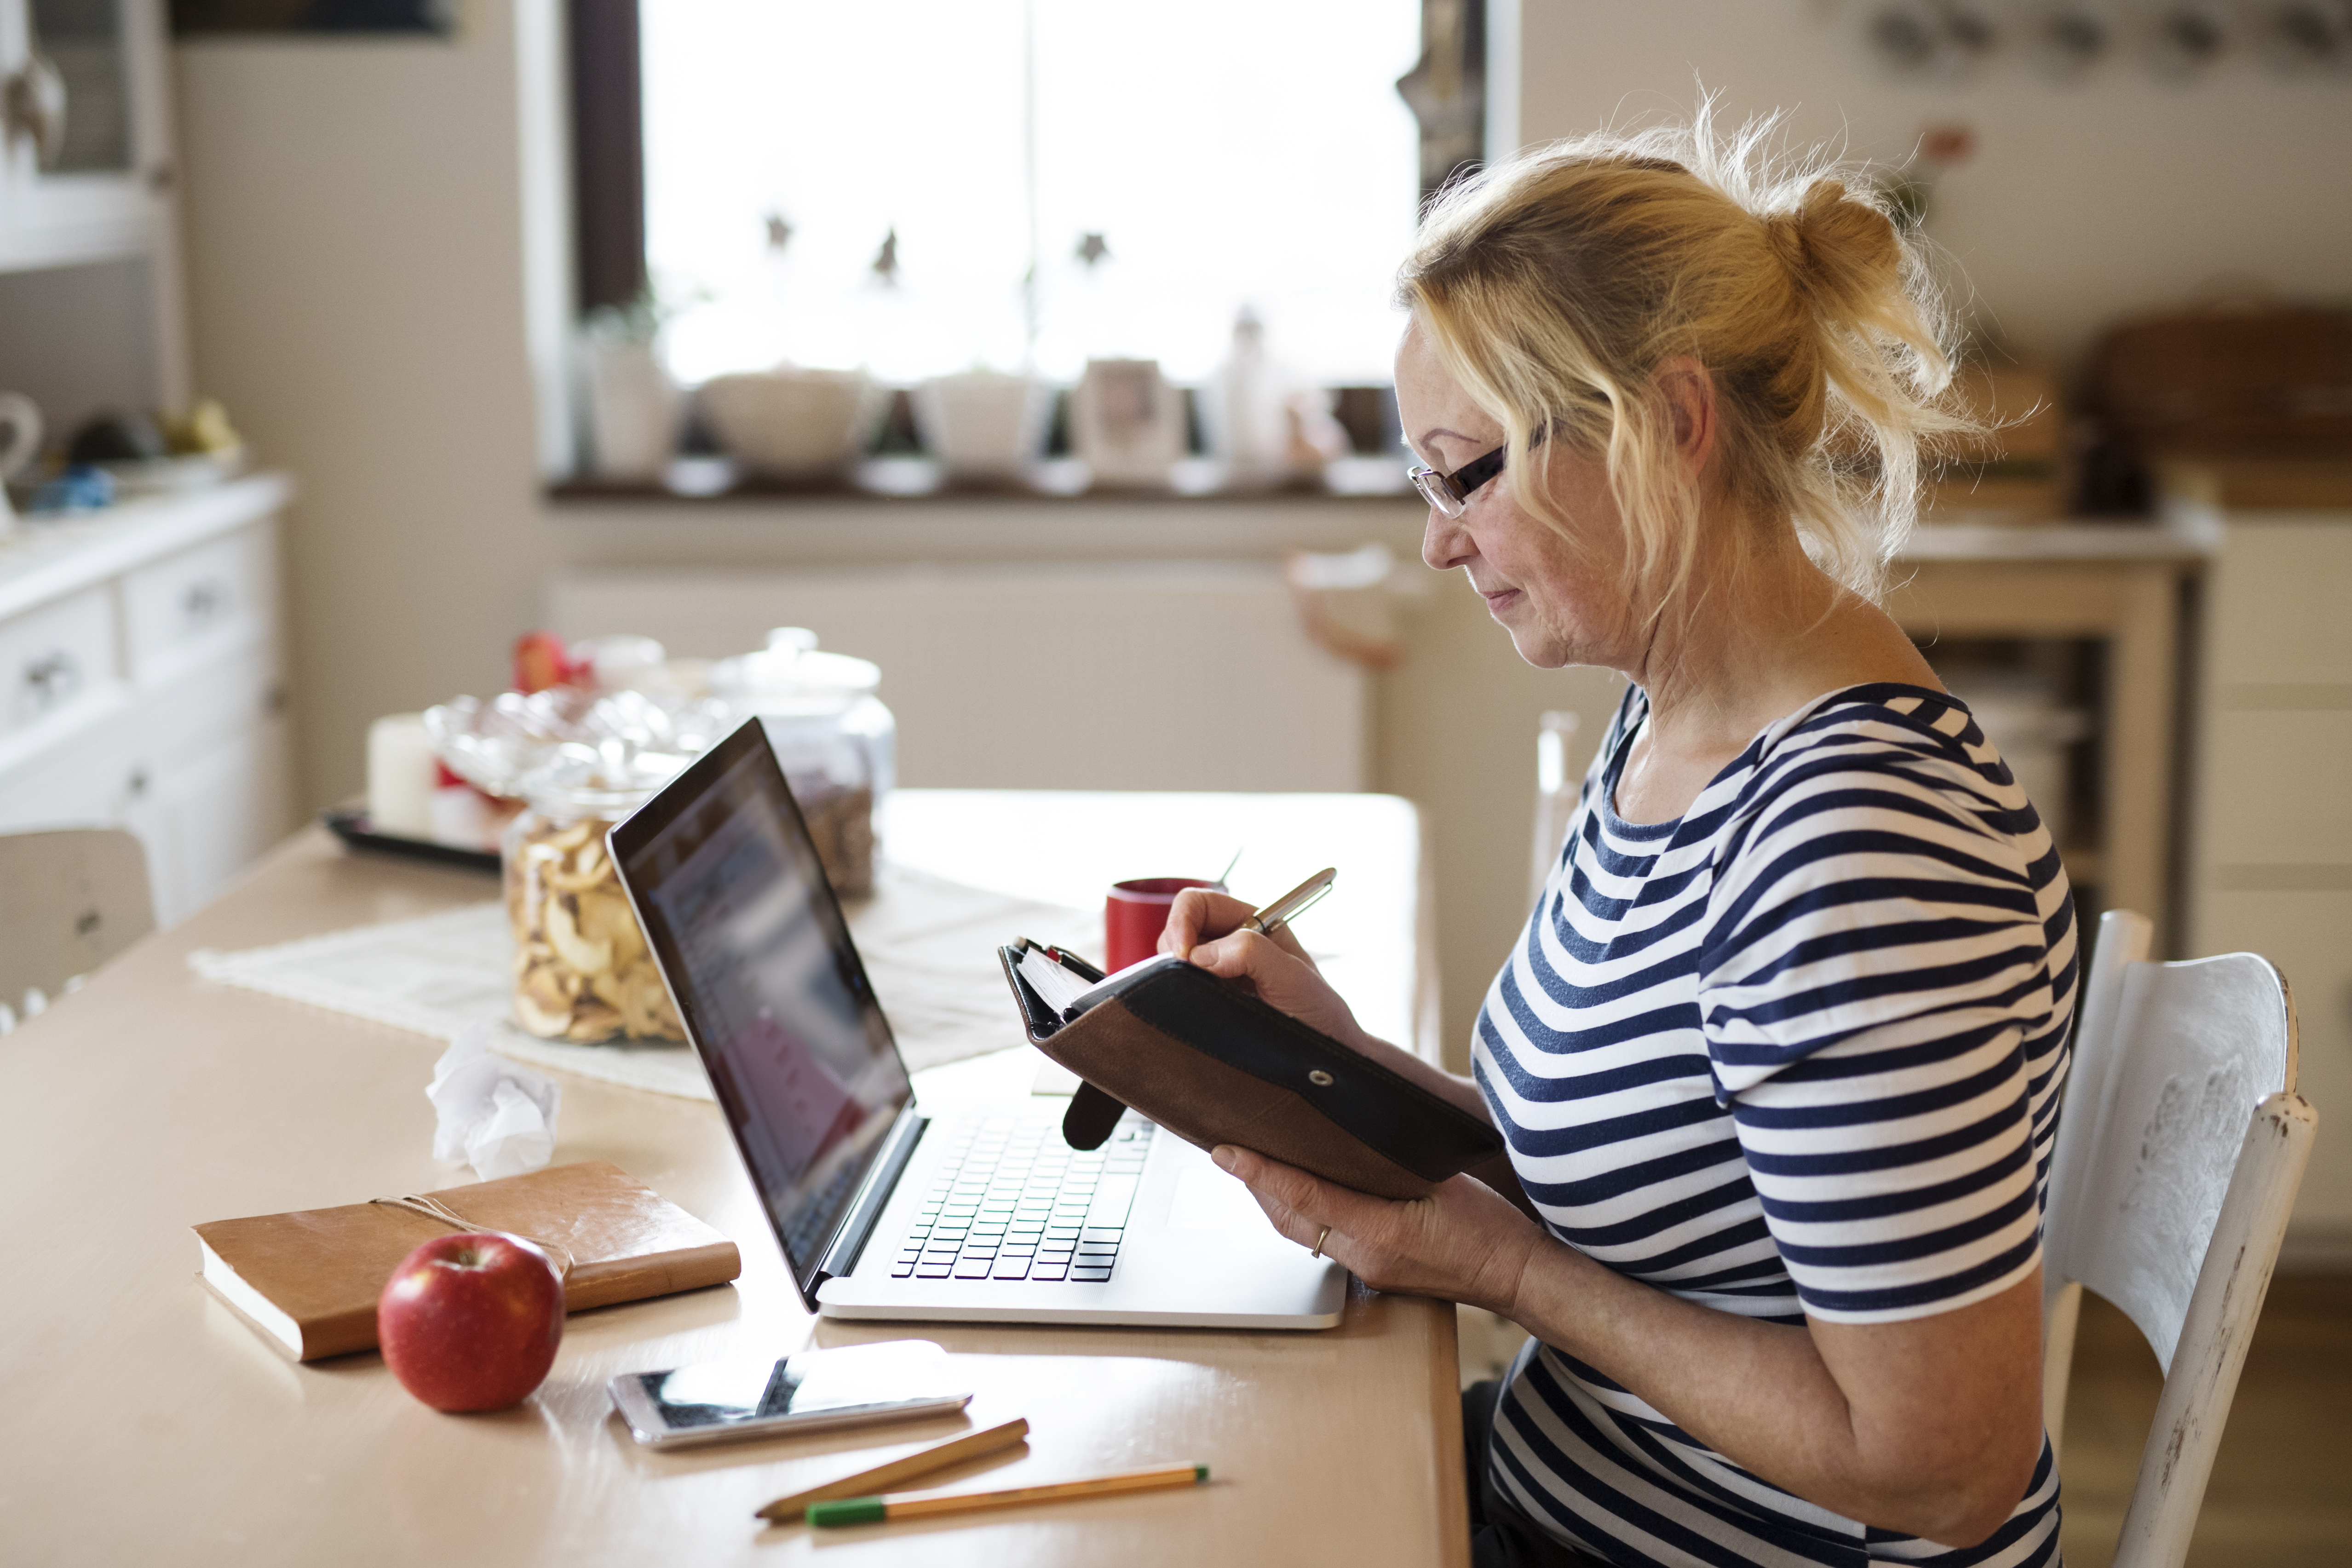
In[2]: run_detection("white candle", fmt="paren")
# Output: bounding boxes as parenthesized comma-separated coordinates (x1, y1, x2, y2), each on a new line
(367, 713, 437, 838)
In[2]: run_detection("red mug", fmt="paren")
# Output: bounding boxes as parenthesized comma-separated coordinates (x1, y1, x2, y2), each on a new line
(1104, 877, 1225, 973)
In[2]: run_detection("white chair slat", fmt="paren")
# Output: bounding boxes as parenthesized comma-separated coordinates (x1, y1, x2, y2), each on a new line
(2069, 951, 2296, 1370)
(2041, 907, 2316, 1568)
(2115, 1092, 2316, 1568)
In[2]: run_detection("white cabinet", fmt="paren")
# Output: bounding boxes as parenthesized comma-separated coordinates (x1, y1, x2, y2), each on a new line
(0, 0, 173, 270)
(0, 476, 293, 926)
(0, 0, 240, 926)
(121, 520, 271, 677)
(0, 579, 122, 741)
(0, 0, 189, 433)
(2184, 510, 2352, 1264)
(126, 708, 290, 922)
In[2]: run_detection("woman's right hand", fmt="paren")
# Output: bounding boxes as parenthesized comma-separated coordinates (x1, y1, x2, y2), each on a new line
(1158, 887, 1372, 1053)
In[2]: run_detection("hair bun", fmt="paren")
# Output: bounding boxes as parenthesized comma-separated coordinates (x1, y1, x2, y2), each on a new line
(1395, 109, 1968, 605)
(1768, 178, 1901, 313)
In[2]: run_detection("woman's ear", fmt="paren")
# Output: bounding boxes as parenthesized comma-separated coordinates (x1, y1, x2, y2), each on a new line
(1653, 357, 1717, 472)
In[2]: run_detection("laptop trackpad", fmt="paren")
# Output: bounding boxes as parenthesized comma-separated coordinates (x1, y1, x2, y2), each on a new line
(1164, 1163, 1268, 1232)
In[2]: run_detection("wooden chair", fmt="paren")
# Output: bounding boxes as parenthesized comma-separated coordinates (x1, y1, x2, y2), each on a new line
(0, 829, 155, 1033)
(2042, 908, 2318, 1568)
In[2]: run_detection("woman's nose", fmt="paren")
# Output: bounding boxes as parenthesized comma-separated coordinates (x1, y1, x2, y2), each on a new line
(1422, 506, 1473, 573)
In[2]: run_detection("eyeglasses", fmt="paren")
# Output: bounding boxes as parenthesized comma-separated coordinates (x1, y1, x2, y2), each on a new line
(1407, 427, 1543, 517)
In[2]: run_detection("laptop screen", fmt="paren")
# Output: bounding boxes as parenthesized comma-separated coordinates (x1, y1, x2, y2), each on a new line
(609, 720, 912, 1285)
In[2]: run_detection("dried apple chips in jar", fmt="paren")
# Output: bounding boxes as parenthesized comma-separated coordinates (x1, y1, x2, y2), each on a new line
(504, 763, 685, 1045)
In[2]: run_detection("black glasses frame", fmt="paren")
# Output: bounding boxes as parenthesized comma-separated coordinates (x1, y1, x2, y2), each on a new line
(1406, 426, 1545, 517)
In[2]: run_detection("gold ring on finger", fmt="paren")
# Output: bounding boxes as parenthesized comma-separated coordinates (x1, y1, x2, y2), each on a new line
(1311, 1225, 1331, 1259)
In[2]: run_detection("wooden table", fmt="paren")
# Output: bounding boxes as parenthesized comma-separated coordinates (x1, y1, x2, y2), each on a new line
(0, 792, 1464, 1567)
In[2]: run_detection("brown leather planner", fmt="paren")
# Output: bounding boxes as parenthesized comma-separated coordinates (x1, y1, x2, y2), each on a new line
(1000, 941, 1506, 1201)
(192, 1160, 742, 1361)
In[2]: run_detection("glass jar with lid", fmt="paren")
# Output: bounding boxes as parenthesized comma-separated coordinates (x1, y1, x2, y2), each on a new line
(710, 628, 895, 896)
(503, 747, 687, 1044)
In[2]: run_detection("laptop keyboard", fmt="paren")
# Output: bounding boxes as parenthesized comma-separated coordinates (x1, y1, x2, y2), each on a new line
(891, 1112, 1155, 1283)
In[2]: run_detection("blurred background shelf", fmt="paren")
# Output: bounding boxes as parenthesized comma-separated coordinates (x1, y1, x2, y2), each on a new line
(1888, 519, 2209, 948)
(2167, 464, 2352, 1269)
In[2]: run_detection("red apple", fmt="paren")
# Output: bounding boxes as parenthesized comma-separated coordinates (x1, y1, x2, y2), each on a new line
(510, 630, 583, 695)
(378, 1232, 565, 1412)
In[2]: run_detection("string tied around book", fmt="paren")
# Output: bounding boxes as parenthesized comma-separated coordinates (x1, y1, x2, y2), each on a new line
(371, 1194, 577, 1281)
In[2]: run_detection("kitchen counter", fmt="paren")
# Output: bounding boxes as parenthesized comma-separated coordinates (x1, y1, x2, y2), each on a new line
(1886, 529, 2205, 944)
(1898, 516, 2213, 563)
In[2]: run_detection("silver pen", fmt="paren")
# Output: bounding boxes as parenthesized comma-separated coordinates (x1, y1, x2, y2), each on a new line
(1241, 867, 1337, 937)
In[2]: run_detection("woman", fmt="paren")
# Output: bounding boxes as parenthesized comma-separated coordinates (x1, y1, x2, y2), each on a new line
(1163, 119, 2073, 1568)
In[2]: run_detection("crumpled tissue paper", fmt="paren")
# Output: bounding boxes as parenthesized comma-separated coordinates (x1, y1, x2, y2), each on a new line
(428, 1024, 562, 1180)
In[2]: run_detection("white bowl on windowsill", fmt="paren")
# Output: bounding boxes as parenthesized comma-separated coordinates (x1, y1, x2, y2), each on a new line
(698, 369, 883, 480)
(911, 371, 1052, 480)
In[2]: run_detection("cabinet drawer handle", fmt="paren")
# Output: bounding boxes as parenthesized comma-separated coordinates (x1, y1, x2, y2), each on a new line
(20, 649, 81, 711)
(184, 578, 230, 623)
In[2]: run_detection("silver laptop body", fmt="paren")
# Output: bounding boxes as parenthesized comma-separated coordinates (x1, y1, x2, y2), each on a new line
(609, 719, 1345, 1331)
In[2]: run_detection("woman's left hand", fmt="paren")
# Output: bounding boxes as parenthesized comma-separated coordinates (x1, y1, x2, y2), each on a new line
(1211, 1144, 1544, 1316)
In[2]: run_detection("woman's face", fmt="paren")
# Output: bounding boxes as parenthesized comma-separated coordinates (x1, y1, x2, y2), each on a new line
(1395, 322, 1635, 672)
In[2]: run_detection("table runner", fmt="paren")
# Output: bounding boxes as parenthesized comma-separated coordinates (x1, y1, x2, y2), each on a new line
(190, 863, 1096, 1100)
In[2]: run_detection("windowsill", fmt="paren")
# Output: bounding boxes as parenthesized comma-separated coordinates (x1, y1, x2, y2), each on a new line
(538, 465, 2212, 577)
(546, 455, 1421, 508)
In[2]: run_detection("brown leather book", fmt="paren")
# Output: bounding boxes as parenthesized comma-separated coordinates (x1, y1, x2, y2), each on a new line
(998, 941, 1507, 1200)
(193, 1160, 742, 1361)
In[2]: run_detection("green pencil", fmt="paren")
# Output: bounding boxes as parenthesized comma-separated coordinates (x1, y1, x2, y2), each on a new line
(805, 1461, 1209, 1528)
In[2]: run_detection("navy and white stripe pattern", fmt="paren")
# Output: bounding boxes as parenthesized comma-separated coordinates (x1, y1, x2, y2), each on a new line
(1475, 683, 2076, 1568)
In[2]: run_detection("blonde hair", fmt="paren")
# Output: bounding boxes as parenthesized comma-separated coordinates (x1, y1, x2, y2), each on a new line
(1397, 107, 1971, 609)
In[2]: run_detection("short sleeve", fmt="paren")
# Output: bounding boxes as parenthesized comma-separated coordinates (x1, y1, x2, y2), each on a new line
(1698, 756, 2058, 1324)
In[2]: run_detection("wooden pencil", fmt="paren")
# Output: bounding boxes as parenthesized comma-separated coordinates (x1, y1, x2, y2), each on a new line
(804, 1461, 1208, 1528)
(753, 1417, 1030, 1521)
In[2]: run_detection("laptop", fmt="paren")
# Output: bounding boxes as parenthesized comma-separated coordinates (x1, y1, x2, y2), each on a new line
(609, 718, 1347, 1330)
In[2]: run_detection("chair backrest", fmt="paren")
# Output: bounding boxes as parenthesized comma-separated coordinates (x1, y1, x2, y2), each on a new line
(0, 828, 156, 1028)
(2041, 908, 2318, 1568)
(1529, 709, 1583, 909)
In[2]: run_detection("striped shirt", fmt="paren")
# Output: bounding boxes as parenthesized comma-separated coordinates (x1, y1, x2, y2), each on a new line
(1475, 682, 2076, 1568)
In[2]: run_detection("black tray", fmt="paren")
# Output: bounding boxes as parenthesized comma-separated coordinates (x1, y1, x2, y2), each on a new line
(322, 807, 501, 874)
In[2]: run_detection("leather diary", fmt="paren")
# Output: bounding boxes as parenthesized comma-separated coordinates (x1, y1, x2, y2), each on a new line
(998, 941, 1504, 1200)
(192, 1160, 742, 1361)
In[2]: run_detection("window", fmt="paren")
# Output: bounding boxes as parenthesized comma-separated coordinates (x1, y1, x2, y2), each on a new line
(634, 0, 1425, 389)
